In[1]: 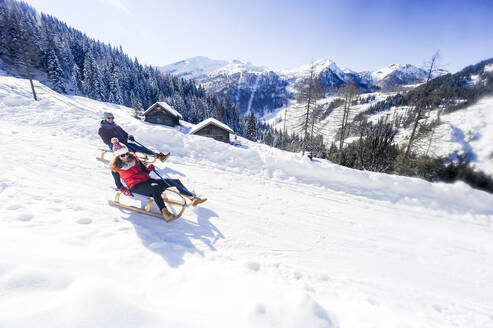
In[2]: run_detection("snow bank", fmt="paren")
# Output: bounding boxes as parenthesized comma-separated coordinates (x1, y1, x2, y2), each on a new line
(1, 75, 493, 328)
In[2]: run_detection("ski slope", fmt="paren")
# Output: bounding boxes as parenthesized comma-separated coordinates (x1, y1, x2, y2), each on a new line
(1, 75, 493, 328)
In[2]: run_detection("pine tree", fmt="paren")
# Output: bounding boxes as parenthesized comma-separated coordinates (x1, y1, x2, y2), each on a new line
(71, 63, 82, 94)
(131, 95, 144, 119)
(211, 97, 225, 122)
(110, 67, 123, 104)
(82, 52, 96, 96)
(245, 112, 258, 141)
(47, 50, 66, 93)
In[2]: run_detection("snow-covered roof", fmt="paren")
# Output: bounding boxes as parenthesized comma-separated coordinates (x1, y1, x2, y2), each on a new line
(143, 102, 183, 119)
(189, 117, 234, 135)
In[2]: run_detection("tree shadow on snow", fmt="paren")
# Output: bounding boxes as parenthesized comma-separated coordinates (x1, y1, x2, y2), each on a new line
(118, 206, 223, 268)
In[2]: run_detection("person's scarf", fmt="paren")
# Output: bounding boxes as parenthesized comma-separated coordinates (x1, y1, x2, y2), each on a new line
(120, 158, 136, 170)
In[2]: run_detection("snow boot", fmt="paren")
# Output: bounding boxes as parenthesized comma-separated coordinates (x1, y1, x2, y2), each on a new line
(191, 197, 207, 206)
(161, 208, 176, 221)
(157, 152, 170, 162)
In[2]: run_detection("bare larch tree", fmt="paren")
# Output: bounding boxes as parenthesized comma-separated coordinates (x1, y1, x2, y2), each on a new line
(336, 84, 360, 163)
(403, 51, 441, 161)
(295, 62, 324, 155)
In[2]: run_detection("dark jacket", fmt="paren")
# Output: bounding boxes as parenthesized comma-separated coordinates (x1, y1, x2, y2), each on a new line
(98, 120, 129, 146)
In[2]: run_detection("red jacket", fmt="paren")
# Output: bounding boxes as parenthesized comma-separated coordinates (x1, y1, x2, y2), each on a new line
(115, 159, 149, 189)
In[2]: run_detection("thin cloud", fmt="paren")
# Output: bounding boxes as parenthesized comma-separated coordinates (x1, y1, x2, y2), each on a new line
(102, 0, 131, 14)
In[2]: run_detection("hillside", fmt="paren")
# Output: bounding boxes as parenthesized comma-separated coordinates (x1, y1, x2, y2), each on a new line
(1, 75, 493, 327)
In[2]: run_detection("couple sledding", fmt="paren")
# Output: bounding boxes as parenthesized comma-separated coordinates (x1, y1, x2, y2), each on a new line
(100, 112, 206, 221)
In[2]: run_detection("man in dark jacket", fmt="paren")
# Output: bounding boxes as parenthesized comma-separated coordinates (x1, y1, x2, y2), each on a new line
(98, 112, 169, 161)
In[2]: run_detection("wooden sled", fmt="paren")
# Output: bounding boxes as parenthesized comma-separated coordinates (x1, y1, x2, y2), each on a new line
(108, 188, 189, 222)
(97, 148, 158, 164)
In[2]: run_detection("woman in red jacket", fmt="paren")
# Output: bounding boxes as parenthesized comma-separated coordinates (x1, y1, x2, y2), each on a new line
(109, 138, 206, 220)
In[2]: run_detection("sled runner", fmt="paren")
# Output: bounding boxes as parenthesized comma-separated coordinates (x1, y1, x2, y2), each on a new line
(108, 188, 191, 221)
(97, 148, 161, 164)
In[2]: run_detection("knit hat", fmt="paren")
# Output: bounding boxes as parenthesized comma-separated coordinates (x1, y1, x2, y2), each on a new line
(103, 112, 114, 119)
(111, 137, 128, 157)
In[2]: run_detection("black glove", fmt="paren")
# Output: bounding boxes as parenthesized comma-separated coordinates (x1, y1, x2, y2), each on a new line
(128, 135, 135, 141)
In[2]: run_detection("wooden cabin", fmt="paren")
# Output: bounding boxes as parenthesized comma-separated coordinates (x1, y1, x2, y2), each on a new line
(143, 102, 182, 127)
(189, 118, 233, 143)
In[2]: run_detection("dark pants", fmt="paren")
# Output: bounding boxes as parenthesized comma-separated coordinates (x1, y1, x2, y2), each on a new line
(125, 141, 155, 155)
(109, 142, 155, 155)
(130, 178, 194, 210)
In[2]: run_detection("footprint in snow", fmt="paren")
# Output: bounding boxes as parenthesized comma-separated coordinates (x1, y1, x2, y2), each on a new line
(432, 304, 442, 313)
(245, 261, 261, 272)
(17, 213, 33, 221)
(76, 218, 92, 225)
(254, 304, 266, 315)
(6, 204, 26, 211)
(293, 271, 303, 280)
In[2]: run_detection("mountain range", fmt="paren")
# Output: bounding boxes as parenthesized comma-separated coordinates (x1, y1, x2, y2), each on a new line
(159, 57, 448, 116)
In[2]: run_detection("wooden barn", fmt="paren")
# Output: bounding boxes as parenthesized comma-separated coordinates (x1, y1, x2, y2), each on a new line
(189, 118, 233, 143)
(143, 102, 182, 127)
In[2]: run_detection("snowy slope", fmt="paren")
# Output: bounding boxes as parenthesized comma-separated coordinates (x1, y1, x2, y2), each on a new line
(1, 76, 493, 328)
(433, 96, 493, 175)
(265, 92, 389, 147)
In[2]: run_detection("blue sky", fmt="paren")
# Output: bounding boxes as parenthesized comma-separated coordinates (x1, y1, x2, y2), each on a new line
(23, 0, 493, 72)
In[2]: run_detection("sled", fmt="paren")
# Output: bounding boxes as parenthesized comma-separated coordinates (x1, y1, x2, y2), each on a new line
(108, 188, 190, 221)
(96, 148, 159, 164)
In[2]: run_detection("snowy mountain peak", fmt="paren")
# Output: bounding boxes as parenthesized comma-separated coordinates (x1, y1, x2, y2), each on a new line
(159, 56, 268, 79)
(214, 60, 268, 75)
(371, 63, 426, 82)
(283, 59, 343, 77)
(159, 56, 229, 79)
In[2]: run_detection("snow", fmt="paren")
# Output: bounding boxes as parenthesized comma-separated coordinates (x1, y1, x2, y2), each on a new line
(365, 95, 493, 176)
(159, 56, 229, 79)
(434, 96, 493, 175)
(265, 92, 389, 145)
(371, 64, 426, 83)
(1, 75, 493, 328)
(159, 56, 267, 79)
(213, 60, 267, 76)
(280, 59, 346, 82)
(188, 117, 233, 135)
